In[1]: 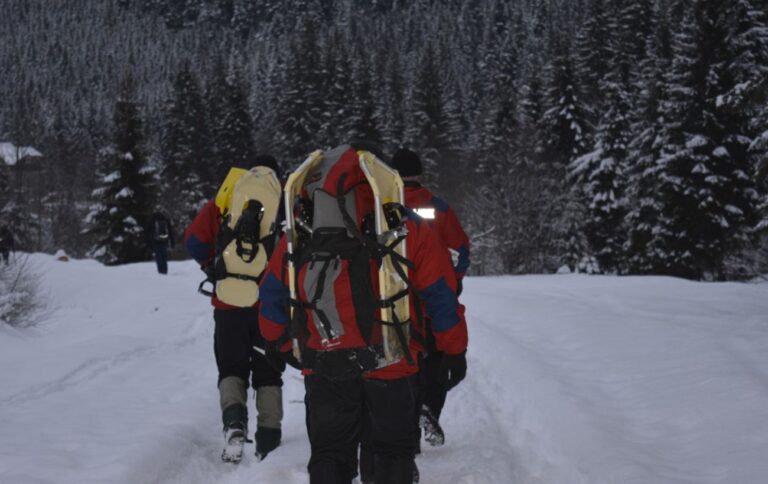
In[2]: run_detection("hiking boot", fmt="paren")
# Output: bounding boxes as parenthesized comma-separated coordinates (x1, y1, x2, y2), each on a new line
(419, 405, 445, 447)
(255, 426, 281, 461)
(221, 424, 246, 463)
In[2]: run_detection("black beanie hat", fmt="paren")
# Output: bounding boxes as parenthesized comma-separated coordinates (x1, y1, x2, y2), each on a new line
(253, 154, 281, 179)
(390, 148, 423, 177)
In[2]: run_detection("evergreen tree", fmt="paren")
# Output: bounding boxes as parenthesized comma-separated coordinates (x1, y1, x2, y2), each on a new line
(345, 46, 381, 145)
(473, 13, 518, 176)
(317, 29, 351, 147)
(625, 0, 674, 274)
(515, 56, 545, 173)
(650, 1, 764, 279)
(570, 83, 631, 273)
(615, 0, 654, 89)
(540, 41, 591, 271)
(218, 67, 257, 177)
(375, 44, 406, 155)
(569, 0, 643, 273)
(86, 77, 154, 265)
(725, 0, 768, 181)
(204, 56, 231, 181)
(540, 45, 590, 174)
(406, 43, 452, 185)
(162, 63, 210, 219)
(207, 62, 256, 182)
(275, 15, 323, 162)
(575, 0, 611, 116)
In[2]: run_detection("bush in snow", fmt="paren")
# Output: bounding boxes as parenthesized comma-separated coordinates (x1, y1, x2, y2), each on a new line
(0, 254, 44, 328)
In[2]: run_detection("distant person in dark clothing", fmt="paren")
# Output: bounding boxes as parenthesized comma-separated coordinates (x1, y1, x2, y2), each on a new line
(0, 225, 14, 265)
(147, 211, 174, 274)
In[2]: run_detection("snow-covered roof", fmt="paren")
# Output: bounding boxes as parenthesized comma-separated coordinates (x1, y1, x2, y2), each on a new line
(0, 142, 43, 166)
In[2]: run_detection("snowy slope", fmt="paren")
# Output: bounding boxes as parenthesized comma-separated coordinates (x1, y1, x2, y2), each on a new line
(1, 255, 767, 484)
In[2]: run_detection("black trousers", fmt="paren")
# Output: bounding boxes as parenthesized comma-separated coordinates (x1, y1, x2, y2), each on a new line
(423, 320, 448, 419)
(422, 350, 447, 419)
(213, 308, 282, 389)
(305, 373, 417, 484)
(153, 242, 168, 274)
(360, 355, 423, 482)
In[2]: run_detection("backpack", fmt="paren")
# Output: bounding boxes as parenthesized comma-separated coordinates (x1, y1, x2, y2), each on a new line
(210, 166, 282, 307)
(283, 146, 417, 379)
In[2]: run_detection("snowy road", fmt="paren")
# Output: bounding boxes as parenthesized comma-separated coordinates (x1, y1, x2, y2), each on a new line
(1, 255, 768, 483)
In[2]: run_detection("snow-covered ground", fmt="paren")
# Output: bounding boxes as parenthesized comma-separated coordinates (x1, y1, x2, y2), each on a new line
(1, 254, 768, 484)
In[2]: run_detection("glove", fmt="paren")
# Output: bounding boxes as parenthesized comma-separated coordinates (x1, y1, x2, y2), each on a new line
(456, 278, 463, 297)
(264, 341, 287, 373)
(440, 352, 467, 391)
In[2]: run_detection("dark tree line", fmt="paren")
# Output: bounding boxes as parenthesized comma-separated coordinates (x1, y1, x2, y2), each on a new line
(0, 0, 766, 279)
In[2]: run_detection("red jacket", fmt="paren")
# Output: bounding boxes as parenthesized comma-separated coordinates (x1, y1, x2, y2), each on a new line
(403, 182, 470, 279)
(183, 198, 240, 309)
(258, 152, 467, 380)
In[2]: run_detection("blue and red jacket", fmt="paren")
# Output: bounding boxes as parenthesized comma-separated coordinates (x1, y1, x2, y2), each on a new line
(403, 182, 470, 279)
(258, 151, 467, 380)
(183, 198, 240, 309)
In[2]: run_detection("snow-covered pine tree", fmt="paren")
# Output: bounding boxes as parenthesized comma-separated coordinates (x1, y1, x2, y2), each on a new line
(505, 51, 555, 272)
(463, 10, 524, 273)
(615, 0, 653, 89)
(274, 14, 323, 162)
(651, 1, 764, 279)
(515, 55, 545, 177)
(405, 43, 452, 187)
(574, 0, 611, 122)
(161, 63, 210, 221)
(345, 46, 382, 145)
(568, 0, 644, 274)
(539, 40, 591, 270)
(472, 4, 517, 178)
(625, 0, 674, 274)
(86, 76, 154, 265)
(570, 82, 631, 273)
(316, 29, 350, 147)
(204, 55, 232, 181)
(540, 43, 590, 180)
(560, 190, 594, 273)
(212, 64, 257, 181)
(720, 0, 768, 274)
(374, 42, 406, 156)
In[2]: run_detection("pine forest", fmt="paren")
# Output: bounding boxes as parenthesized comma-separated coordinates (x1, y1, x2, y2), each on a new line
(1, 0, 766, 280)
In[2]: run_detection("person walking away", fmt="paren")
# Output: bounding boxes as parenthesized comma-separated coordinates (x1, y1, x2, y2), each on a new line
(148, 211, 174, 274)
(184, 155, 285, 463)
(258, 145, 468, 483)
(390, 148, 471, 448)
(0, 225, 15, 265)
